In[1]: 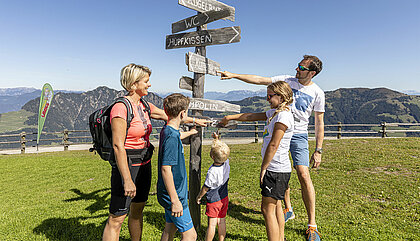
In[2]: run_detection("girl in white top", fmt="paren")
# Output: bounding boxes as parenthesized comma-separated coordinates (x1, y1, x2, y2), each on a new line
(220, 81, 294, 241)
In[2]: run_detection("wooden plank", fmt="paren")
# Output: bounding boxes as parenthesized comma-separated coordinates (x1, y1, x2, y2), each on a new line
(186, 52, 220, 76)
(178, 0, 235, 22)
(189, 98, 240, 113)
(172, 9, 230, 33)
(166, 26, 241, 49)
(179, 76, 193, 91)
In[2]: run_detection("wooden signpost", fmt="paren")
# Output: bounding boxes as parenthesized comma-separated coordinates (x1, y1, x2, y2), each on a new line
(189, 98, 240, 113)
(186, 52, 220, 76)
(166, 0, 240, 230)
(179, 76, 194, 91)
(178, 0, 235, 22)
(166, 26, 241, 49)
(172, 9, 231, 33)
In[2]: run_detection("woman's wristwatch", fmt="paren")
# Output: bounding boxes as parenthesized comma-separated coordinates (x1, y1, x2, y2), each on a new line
(315, 148, 323, 154)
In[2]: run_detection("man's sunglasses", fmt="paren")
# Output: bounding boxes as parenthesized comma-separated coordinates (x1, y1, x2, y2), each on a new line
(298, 64, 311, 71)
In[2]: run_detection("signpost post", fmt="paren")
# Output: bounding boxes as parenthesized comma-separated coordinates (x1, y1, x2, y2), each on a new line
(166, 1, 240, 230)
(189, 23, 206, 229)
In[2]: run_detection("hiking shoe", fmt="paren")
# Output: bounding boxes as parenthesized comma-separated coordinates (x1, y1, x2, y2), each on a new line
(306, 226, 321, 241)
(283, 208, 295, 222)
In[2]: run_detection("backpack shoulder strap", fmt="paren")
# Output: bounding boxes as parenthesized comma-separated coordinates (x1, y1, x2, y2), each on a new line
(140, 97, 151, 120)
(114, 97, 134, 128)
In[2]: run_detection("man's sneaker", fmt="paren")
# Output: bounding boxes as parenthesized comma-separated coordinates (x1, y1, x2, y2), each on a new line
(283, 208, 295, 222)
(306, 226, 321, 241)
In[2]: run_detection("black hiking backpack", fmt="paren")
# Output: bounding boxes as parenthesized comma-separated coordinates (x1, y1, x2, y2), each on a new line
(88, 96, 150, 163)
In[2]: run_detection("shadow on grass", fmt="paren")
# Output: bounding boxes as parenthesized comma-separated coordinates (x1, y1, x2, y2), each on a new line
(228, 202, 264, 225)
(32, 214, 130, 241)
(64, 188, 110, 214)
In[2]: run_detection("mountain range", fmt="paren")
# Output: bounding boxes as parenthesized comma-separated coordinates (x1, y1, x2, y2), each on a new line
(0, 86, 420, 136)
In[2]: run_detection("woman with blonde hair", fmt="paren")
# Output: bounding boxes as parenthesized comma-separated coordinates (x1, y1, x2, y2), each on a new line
(102, 63, 208, 241)
(219, 81, 294, 241)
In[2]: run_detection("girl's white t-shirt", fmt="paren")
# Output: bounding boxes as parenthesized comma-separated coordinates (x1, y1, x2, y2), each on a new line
(261, 109, 294, 173)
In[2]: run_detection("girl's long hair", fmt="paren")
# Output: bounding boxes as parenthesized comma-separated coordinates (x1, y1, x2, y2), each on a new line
(267, 81, 294, 124)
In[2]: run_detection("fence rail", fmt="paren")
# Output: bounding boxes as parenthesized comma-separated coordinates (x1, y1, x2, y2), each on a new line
(1, 122, 419, 154)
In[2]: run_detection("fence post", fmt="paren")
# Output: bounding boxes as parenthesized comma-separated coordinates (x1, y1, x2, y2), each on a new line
(20, 132, 26, 154)
(381, 122, 387, 138)
(254, 121, 259, 143)
(337, 122, 342, 139)
(63, 129, 69, 151)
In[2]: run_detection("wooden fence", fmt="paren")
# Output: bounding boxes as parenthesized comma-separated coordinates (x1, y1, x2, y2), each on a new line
(1, 122, 419, 154)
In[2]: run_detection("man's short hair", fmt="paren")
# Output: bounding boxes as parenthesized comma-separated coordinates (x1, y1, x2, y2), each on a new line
(303, 55, 323, 77)
(163, 93, 190, 118)
(210, 139, 230, 164)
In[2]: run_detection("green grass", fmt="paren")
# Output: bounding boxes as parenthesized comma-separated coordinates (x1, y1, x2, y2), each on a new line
(0, 138, 419, 240)
(0, 109, 36, 133)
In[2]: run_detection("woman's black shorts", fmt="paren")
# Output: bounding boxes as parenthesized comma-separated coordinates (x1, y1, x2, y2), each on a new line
(260, 170, 291, 200)
(109, 153, 152, 216)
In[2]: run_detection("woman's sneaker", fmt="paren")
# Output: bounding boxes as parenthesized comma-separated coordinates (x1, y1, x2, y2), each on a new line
(283, 208, 295, 222)
(306, 226, 321, 241)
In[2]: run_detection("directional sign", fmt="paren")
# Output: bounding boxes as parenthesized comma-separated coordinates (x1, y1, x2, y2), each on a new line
(189, 98, 240, 113)
(179, 76, 193, 91)
(178, 0, 235, 22)
(172, 9, 231, 33)
(166, 26, 241, 49)
(186, 52, 220, 76)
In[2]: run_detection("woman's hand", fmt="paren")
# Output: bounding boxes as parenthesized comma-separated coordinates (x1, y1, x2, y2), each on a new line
(124, 179, 136, 198)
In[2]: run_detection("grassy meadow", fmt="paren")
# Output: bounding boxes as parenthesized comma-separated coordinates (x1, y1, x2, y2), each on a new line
(0, 138, 419, 240)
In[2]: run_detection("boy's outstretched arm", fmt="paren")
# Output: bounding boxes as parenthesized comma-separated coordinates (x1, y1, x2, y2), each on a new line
(196, 185, 209, 204)
(217, 70, 272, 85)
(161, 165, 183, 217)
(180, 127, 198, 140)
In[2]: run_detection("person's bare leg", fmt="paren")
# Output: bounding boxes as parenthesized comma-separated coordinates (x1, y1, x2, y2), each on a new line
(217, 217, 226, 241)
(128, 202, 146, 241)
(205, 217, 217, 241)
(276, 200, 285, 241)
(283, 187, 292, 210)
(161, 223, 177, 241)
(296, 165, 316, 225)
(261, 196, 279, 241)
(181, 227, 197, 241)
(102, 214, 127, 241)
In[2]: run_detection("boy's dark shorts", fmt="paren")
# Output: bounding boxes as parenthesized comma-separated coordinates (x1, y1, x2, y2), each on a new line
(260, 171, 291, 200)
(109, 155, 152, 216)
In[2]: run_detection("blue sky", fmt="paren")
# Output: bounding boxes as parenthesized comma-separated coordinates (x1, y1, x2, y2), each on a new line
(0, 0, 419, 94)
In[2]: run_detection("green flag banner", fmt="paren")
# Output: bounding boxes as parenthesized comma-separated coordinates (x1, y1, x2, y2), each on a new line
(37, 83, 54, 145)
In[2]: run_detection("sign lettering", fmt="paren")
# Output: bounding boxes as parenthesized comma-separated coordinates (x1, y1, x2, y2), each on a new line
(166, 26, 240, 49)
(172, 9, 231, 33)
(178, 0, 235, 22)
(188, 98, 240, 113)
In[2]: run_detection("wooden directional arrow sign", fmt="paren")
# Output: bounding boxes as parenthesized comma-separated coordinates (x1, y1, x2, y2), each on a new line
(179, 76, 193, 91)
(186, 52, 220, 76)
(178, 0, 235, 22)
(172, 9, 231, 33)
(189, 98, 241, 113)
(166, 26, 241, 49)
